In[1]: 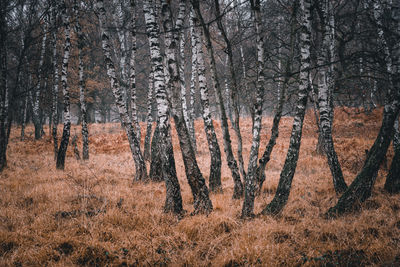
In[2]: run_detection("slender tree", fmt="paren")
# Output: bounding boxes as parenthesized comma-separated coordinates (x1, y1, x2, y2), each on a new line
(317, 0, 347, 194)
(256, 0, 299, 194)
(56, 0, 72, 170)
(96, 0, 147, 180)
(260, 0, 312, 216)
(143, 69, 154, 162)
(0, 0, 8, 171)
(74, 0, 89, 160)
(32, 14, 48, 140)
(129, 0, 141, 141)
(143, 0, 183, 214)
(162, 0, 213, 214)
(241, 0, 267, 218)
(190, 6, 222, 193)
(51, 0, 60, 159)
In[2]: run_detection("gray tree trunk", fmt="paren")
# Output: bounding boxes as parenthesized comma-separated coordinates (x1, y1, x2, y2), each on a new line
(163, 0, 213, 214)
(96, 0, 147, 180)
(143, 0, 183, 214)
(74, 0, 89, 160)
(0, 4, 8, 171)
(317, 0, 347, 194)
(326, 0, 400, 217)
(56, 1, 72, 170)
(241, 0, 267, 218)
(261, 0, 312, 216)
(33, 16, 48, 140)
(188, 12, 197, 153)
(51, 1, 60, 159)
(256, 0, 299, 194)
(385, 120, 400, 193)
(190, 6, 222, 193)
(213, 0, 245, 199)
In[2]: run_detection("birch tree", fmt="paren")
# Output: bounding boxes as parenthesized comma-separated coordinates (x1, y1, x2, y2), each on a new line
(162, 0, 213, 214)
(56, 0, 72, 170)
(32, 14, 48, 140)
(51, 0, 60, 159)
(96, 0, 147, 180)
(325, 0, 400, 216)
(190, 6, 222, 193)
(143, 69, 154, 162)
(317, 0, 347, 194)
(74, 0, 89, 160)
(143, 0, 183, 214)
(256, 0, 299, 194)
(213, 0, 245, 198)
(260, 0, 312, 216)
(241, 0, 266, 218)
(129, 0, 140, 141)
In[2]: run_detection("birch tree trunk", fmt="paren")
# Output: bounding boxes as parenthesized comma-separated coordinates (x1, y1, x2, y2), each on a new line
(74, 0, 89, 160)
(33, 17, 48, 140)
(129, 0, 141, 141)
(51, 1, 60, 159)
(143, 0, 183, 214)
(256, 0, 299, 194)
(96, 0, 147, 180)
(190, 6, 222, 193)
(326, 1, 400, 217)
(162, 0, 213, 214)
(188, 12, 197, 153)
(317, 0, 347, 194)
(261, 0, 312, 216)
(212, 0, 246, 198)
(241, 0, 267, 218)
(143, 69, 154, 162)
(56, 0, 72, 170)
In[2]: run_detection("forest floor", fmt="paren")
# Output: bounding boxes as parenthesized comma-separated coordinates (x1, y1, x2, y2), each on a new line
(1, 107, 400, 266)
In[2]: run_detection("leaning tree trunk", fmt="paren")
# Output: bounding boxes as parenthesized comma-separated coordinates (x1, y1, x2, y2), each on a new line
(256, 0, 298, 194)
(56, 1, 72, 170)
(190, 7, 222, 193)
(317, 0, 347, 194)
(261, 0, 312, 216)
(213, 0, 245, 198)
(325, 0, 400, 217)
(385, 120, 400, 193)
(143, 0, 183, 214)
(33, 17, 48, 140)
(74, 0, 89, 160)
(96, 0, 147, 180)
(162, 0, 212, 214)
(129, 0, 141, 141)
(51, 2, 60, 159)
(241, 0, 267, 218)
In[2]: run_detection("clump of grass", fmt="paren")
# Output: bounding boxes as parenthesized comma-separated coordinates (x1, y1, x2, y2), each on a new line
(1, 108, 399, 266)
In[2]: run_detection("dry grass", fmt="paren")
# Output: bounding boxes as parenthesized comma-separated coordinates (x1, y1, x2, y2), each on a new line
(1, 107, 399, 266)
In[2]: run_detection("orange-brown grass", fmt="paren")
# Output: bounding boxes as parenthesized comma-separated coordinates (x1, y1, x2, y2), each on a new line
(1, 107, 399, 266)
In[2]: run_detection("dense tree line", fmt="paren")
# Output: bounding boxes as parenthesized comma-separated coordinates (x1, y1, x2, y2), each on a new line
(0, 0, 399, 218)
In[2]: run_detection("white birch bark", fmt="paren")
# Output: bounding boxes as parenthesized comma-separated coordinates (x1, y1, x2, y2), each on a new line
(261, 0, 312, 216)
(56, 0, 72, 170)
(143, 69, 154, 161)
(162, 0, 213, 214)
(143, 0, 183, 214)
(96, 0, 147, 180)
(188, 9, 198, 153)
(32, 16, 48, 139)
(74, 0, 89, 160)
(190, 6, 222, 193)
(242, 0, 266, 217)
(51, 1, 60, 159)
(129, 0, 141, 141)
